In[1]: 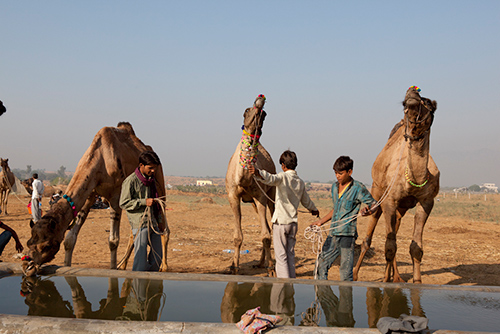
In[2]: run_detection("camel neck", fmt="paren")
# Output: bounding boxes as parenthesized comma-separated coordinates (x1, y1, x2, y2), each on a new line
(406, 135, 430, 185)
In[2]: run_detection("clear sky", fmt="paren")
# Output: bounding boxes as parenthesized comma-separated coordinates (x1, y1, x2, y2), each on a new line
(1, 1, 499, 187)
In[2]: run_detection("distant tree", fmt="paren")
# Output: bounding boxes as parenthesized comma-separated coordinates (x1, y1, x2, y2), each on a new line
(26, 165, 32, 176)
(468, 184, 481, 192)
(57, 166, 67, 178)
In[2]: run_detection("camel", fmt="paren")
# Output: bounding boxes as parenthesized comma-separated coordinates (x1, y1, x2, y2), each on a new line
(225, 94, 276, 276)
(0, 158, 15, 215)
(22, 122, 169, 276)
(353, 86, 440, 283)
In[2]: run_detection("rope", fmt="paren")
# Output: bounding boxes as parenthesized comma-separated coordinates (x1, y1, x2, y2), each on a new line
(302, 141, 406, 269)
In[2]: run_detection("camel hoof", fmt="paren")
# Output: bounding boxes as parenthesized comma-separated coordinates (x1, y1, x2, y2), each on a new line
(267, 268, 276, 278)
(413, 279, 422, 284)
(230, 266, 239, 275)
(393, 276, 406, 283)
(159, 264, 168, 272)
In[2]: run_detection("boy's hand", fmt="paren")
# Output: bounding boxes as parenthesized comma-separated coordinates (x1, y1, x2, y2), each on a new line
(311, 210, 320, 217)
(310, 220, 322, 227)
(248, 164, 260, 177)
(361, 206, 374, 216)
(146, 198, 154, 207)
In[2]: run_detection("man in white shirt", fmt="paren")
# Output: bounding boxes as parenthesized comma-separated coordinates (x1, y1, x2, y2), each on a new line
(249, 150, 319, 278)
(31, 173, 44, 223)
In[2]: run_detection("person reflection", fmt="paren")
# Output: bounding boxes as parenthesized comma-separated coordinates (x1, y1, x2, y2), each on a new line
(317, 285, 355, 327)
(270, 283, 295, 326)
(119, 278, 164, 321)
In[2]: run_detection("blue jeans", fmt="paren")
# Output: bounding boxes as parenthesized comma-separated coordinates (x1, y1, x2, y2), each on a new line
(316, 235, 355, 281)
(132, 225, 162, 272)
(0, 231, 13, 256)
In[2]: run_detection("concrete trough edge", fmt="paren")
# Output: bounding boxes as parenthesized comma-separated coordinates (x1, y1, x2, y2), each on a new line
(1, 262, 499, 334)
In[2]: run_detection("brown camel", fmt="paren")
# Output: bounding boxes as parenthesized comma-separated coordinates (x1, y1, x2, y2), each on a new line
(0, 158, 15, 215)
(353, 86, 440, 283)
(23, 122, 169, 276)
(225, 94, 276, 276)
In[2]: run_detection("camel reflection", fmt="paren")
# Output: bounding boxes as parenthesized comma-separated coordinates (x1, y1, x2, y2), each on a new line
(20, 276, 164, 321)
(221, 282, 295, 325)
(365, 287, 425, 328)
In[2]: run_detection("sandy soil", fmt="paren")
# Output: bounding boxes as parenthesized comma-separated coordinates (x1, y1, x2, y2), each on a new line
(1, 191, 500, 286)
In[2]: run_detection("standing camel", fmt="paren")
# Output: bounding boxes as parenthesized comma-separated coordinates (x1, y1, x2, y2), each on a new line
(0, 158, 15, 215)
(23, 122, 168, 276)
(353, 86, 439, 283)
(225, 94, 276, 276)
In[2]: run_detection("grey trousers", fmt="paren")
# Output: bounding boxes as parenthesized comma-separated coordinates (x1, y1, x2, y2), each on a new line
(31, 197, 42, 222)
(273, 222, 298, 278)
(132, 224, 162, 272)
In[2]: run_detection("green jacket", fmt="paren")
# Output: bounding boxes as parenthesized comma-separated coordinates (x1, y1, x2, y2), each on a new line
(119, 172, 158, 230)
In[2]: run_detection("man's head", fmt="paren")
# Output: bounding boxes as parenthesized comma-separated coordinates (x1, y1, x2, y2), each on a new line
(138, 151, 161, 177)
(333, 156, 353, 185)
(279, 150, 298, 170)
(32, 173, 38, 179)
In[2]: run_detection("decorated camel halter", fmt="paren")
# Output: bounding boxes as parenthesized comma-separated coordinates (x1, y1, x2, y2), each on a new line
(239, 127, 260, 169)
(62, 194, 78, 218)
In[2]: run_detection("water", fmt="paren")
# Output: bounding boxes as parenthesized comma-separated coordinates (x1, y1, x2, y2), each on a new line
(2, 275, 500, 331)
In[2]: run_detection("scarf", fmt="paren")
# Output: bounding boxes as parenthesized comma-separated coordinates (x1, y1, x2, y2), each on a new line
(134, 167, 161, 217)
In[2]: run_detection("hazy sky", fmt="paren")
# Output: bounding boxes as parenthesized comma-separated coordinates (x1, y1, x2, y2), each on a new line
(1, 1, 499, 187)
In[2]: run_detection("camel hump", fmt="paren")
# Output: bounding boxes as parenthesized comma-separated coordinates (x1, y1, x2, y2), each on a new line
(116, 122, 136, 136)
(388, 120, 404, 139)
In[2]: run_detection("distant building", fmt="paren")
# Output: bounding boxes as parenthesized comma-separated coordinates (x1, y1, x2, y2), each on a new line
(481, 183, 498, 193)
(196, 180, 213, 186)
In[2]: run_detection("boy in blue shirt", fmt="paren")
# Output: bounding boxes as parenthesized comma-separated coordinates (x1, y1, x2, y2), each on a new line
(310, 156, 376, 281)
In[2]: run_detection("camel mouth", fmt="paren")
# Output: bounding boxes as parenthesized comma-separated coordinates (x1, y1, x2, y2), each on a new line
(22, 260, 39, 277)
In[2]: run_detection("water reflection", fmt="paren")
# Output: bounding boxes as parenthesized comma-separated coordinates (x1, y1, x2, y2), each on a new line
(9, 275, 500, 331)
(365, 287, 424, 328)
(20, 276, 164, 321)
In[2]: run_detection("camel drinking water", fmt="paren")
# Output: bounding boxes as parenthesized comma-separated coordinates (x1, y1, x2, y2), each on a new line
(225, 94, 276, 276)
(23, 122, 169, 276)
(353, 86, 439, 283)
(0, 158, 15, 215)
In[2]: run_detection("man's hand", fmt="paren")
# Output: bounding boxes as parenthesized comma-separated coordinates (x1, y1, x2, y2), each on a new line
(146, 198, 154, 207)
(15, 241, 24, 253)
(311, 210, 320, 218)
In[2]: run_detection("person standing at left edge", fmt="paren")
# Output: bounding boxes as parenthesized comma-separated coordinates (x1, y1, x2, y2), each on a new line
(120, 151, 164, 271)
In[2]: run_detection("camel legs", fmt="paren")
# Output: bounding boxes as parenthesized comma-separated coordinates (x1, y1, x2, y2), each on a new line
(64, 198, 93, 266)
(410, 200, 433, 283)
(1, 189, 10, 215)
(108, 200, 122, 269)
(228, 193, 243, 274)
(353, 207, 383, 281)
(383, 207, 407, 283)
(255, 197, 273, 276)
(117, 233, 134, 270)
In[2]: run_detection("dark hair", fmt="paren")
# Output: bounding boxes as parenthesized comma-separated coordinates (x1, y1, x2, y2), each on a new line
(139, 150, 161, 166)
(32, 173, 39, 179)
(279, 150, 298, 170)
(333, 156, 353, 172)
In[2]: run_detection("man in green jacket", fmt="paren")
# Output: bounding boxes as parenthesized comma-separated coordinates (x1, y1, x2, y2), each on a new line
(120, 151, 163, 271)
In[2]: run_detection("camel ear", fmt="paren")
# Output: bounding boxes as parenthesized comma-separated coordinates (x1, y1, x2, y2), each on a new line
(431, 100, 437, 111)
(29, 219, 34, 228)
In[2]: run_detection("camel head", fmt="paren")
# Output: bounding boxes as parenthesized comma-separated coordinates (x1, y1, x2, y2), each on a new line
(402, 86, 437, 141)
(243, 94, 267, 137)
(0, 158, 9, 170)
(23, 216, 64, 276)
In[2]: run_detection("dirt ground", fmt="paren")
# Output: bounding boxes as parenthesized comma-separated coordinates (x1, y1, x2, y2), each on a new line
(1, 191, 500, 286)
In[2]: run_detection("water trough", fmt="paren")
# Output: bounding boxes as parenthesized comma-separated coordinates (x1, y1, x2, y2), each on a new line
(0, 262, 499, 333)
